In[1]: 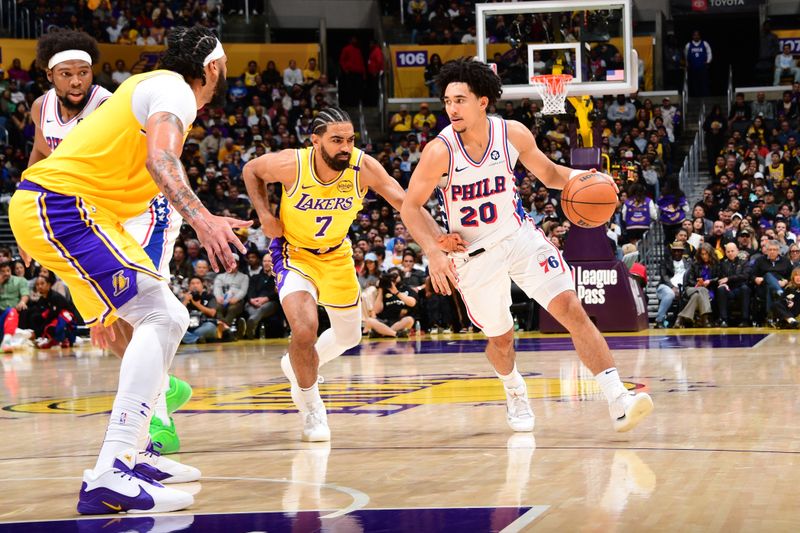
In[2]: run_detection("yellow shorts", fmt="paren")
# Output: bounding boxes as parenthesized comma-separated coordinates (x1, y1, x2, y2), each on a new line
(269, 237, 360, 309)
(10, 182, 161, 326)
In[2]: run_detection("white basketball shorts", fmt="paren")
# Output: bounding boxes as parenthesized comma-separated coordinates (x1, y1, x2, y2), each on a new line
(123, 194, 183, 280)
(451, 220, 575, 337)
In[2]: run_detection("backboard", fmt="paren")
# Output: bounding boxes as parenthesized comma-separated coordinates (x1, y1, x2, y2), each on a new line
(475, 0, 638, 99)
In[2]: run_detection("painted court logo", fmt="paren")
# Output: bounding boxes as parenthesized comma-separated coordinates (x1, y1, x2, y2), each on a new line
(2, 373, 641, 417)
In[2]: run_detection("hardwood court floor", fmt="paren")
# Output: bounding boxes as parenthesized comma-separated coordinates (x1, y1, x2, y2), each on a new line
(0, 329, 798, 532)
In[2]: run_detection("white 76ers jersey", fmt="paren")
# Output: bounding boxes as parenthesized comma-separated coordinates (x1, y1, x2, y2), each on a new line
(40, 85, 112, 153)
(436, 116, 525, 252)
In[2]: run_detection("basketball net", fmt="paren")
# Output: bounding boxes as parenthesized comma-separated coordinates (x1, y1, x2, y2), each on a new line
(530, 74, 573, 115)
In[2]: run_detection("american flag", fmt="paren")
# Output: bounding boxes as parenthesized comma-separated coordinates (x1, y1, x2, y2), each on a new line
(606, 69, 625, 81)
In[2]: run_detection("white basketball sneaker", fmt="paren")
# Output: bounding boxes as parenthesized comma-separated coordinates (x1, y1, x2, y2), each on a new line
(610, 392, 654, 432)
(302, 402, 331, 442)
(77, 449, 193, 514)
(504, 383, 535, 432)
(135, 441, 201, 484)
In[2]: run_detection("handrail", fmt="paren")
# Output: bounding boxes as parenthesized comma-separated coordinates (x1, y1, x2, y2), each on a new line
(378, 71, 386, 135)
(678, 102, 706, 195)
(681, 70, 688, 121)
(727, 64, 733, 116)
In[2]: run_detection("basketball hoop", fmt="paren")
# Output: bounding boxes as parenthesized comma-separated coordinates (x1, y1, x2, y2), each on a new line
(530, 74, 573, 115)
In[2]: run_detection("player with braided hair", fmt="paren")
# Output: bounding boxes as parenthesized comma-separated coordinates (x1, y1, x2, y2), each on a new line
(243, 106, 460, 442)
(11, 25, 247, 514)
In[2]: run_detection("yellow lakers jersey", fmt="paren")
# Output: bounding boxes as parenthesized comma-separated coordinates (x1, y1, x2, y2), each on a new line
(22, 70, 188, 221)
(280, 146, 366, 249)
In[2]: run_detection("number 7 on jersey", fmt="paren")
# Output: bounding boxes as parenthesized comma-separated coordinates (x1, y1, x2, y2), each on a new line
(315, 215, 333, 237)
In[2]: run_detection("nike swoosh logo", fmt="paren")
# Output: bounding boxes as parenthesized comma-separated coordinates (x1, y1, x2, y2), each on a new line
(102, 501, 122, 511)
(301, 184, 314, 189)
(454, 166, 468, 172)
(45, 119, 54, 123)
(604, 369, 616, 374)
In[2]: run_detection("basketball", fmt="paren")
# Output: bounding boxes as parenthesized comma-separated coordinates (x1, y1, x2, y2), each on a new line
(560, 171, 618, 228)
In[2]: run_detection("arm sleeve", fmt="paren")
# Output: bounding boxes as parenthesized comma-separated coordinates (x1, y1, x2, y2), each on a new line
(131, 74, 197, 131)
(705, 42, 712, 63)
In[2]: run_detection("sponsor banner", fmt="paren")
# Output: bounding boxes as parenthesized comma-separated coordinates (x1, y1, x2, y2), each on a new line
(671, 0, 764, 15)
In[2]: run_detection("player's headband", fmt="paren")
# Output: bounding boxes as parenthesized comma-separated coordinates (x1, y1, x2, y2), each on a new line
(203, 39, 225, 66)
(48, 50, 92, 70)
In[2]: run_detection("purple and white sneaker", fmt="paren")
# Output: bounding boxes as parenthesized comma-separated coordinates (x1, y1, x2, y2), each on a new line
(134, 441, 201, 484)
(77, 449, 193, 514)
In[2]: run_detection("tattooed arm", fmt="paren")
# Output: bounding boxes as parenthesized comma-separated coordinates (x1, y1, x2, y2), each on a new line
(145, 111, 250, 272)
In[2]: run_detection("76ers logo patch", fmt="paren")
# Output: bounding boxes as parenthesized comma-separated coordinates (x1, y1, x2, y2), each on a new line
(538, 254, 560, 273)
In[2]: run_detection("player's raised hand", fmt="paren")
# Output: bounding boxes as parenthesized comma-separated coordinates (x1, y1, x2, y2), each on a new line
(427, 250, 458, 295)
(197, 215, 252, 273)
(437, 232, 468, 253)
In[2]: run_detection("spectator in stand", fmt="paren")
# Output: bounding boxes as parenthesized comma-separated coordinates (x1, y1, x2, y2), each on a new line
(364, 270, 417, 338)
(412, 102, 436, 131)
(244, 253, 279, 339)
(751, 91, 775, 120)
(737, 227, 758, 259)
(367, 41, 384, 106)
(282, 59, 304, 90)
(607, 94, 636, 123)
(424, 53, 443, 97)
(261, 60, 282, 86)
(658, 177, 689, 245)
(242, 60, 261, 91)
(729, 92, 751, 129)
(789, 243, 800, 268)
(752, 240, 792, 322)
(95, 62, 115, 91)
(621, 183, 657, 244)
(715, 242, 753, 327)
(774, 44, 800, 85)
(111, 59, 131, 86)
(339, 36, 366, 106)
(706, 220, 731, 260)
(0, 260, 28, 352)
(684, 30, 712, 97)
(303, 57, 321, 86)
(776, 91, 799, 122)
(28, 271, 77, 349)
(181, 276, 218, 344)
(389, 104, 413, 140)
(213, 257, 249, 339)
(170, 244, 194, 282)
(675, 243, 719, 328)
(771, 267, 800, 328)
(654, 241, 692, 328)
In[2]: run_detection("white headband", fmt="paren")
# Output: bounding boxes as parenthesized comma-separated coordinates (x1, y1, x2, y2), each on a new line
(203, 39, 225, 66)
(48, 50, 92, 70)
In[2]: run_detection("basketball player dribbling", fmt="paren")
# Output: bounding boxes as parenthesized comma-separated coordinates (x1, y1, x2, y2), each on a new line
(10, 26, 248, 514)
(243, 108, 455, 442)
(26, 29, 192, 456)
(401, 58, 653, 433)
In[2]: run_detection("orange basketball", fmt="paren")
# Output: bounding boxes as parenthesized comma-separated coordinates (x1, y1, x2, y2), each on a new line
(560, 171, 618, 228)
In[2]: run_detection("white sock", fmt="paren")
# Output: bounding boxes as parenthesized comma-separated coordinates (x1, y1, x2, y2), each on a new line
(94, 275, 189, 473)
(496, 364, 525, 390)
(595, 367, 629, 403)
(300, 382, 323, 408)
(153, 374, 170, 425)
(95, 393, 151, 472)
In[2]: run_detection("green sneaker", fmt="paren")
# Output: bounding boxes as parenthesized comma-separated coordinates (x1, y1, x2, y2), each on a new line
(166, 375, 192, 414)
(149, 416, 181, 454)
